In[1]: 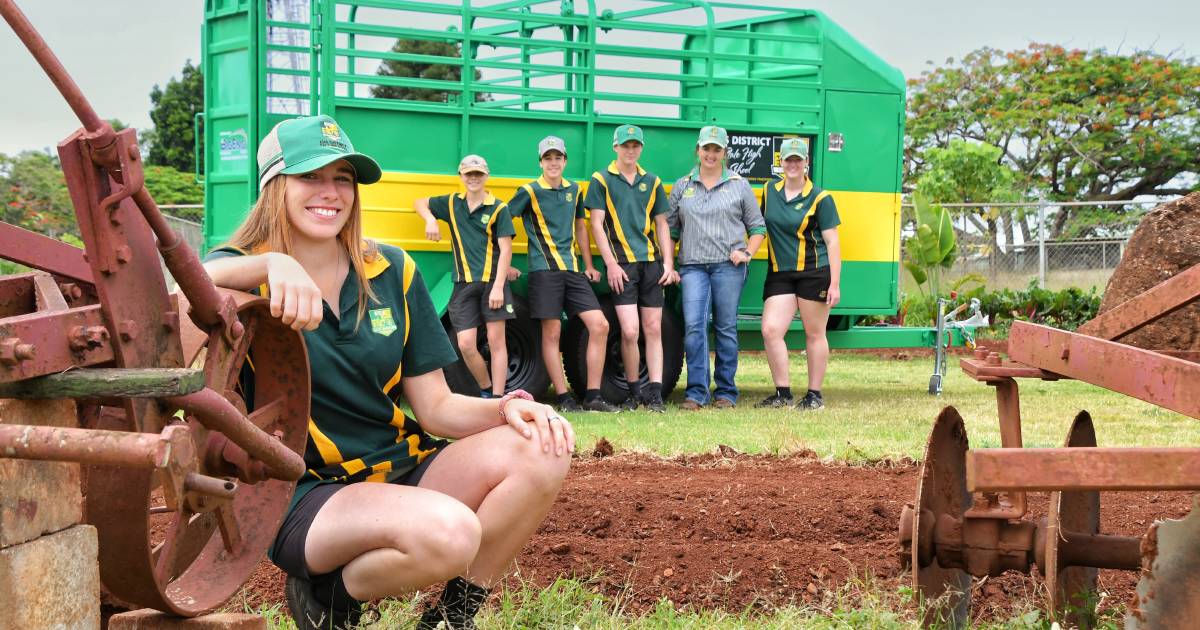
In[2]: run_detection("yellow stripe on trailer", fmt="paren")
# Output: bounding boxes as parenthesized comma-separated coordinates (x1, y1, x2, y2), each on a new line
(359, 173, 899, 264)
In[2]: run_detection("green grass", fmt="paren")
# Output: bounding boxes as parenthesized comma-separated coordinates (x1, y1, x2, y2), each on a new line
(253, 573, 1126, 629)
(571, 351, 1197, 462)
(255, 352, 1186, 628)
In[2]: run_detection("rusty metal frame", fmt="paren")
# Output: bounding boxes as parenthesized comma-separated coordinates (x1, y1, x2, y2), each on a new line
(968, 447, 1200, 491)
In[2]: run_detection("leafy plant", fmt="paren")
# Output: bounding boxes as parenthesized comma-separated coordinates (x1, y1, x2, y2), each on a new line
(902, 192, 958, 298)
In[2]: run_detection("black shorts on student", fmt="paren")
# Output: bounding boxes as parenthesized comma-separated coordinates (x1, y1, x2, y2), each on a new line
(763, 266, 832, 302)
(612, 261, 665, 308)
(528, 270, 602, 320)
(448, 281, 516, 331)
(270, 450, 441, 580)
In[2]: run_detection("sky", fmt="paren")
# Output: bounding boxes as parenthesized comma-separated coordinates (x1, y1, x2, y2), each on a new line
(1, 0, 1197, 156)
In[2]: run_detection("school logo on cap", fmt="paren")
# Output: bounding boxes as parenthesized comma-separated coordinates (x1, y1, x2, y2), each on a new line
(369, 307, 397, 337)
(321, 122, 341, 140)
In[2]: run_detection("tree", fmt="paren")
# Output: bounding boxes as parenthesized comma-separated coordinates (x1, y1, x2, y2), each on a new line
(0, 150, 76, 239)
(144, 165, 204, 222)
(144, 60, 203, 172)
(907, 44, 1200, 236)
(372, 38, 490, 103)
(916, 140, 1024, 271)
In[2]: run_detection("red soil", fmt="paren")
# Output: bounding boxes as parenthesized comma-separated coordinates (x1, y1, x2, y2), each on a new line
(234, 450, 1194, 620)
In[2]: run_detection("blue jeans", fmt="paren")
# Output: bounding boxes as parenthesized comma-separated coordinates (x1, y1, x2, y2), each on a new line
(680, 261, 747, 405)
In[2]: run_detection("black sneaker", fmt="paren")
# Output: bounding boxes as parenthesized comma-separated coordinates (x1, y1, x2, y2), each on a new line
(285, 575, 361, 630)
(642, 394, 666, 413)
(582, 397, 619, 412)
(556, 396, 583, 412)
(416, 576, 488, 630)
(796, 391, 825, 410)
(755, 393, 794, 408)
(618, 395, 639, 411)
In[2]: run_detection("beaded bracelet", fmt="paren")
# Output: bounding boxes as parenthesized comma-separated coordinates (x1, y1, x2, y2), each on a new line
(497, 389, 534, 421)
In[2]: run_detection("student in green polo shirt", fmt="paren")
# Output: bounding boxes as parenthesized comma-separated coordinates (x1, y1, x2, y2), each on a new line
(585, 124, 679, 411)
(414, 155, 517, 400)
(508, 136, 618, 413)
(202, 115, 574, 630)
(757, 137, 842, 411)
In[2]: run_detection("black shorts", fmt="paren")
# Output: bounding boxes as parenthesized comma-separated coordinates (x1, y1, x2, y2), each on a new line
(270, 451, 441, 580)
(528, 270, 602, 320)
(448, 281, 515, 332)
(763, 266, 831, 302)
(612, 261, 665, 308)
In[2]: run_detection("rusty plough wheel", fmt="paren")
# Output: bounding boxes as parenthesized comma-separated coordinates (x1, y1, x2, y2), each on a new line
(86, 291, 309, 616)
(899, 406, 972, 628)
(1039, 411, 1099, 626)
(1130, 497, 1200, 628)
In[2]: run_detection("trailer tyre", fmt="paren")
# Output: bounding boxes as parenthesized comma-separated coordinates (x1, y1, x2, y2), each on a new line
(442, 296, 550, 398)
(563, 297, 682, 402)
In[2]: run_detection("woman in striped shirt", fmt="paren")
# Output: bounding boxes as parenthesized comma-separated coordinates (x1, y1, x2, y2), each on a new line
(667, 126, 766, 410)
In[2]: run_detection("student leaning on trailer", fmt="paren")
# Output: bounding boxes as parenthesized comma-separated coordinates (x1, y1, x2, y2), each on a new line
(201, 115, 573, 630)
(414, 155, 517, 400)
(756, 137, 842, 411)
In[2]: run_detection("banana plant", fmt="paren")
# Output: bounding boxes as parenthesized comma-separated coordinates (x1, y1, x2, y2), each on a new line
(903, 192, 958, 297)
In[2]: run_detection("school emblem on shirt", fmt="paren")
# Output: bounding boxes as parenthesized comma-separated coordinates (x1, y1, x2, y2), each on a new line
(638, 183, 647, 192)
(506, 304, 514, 314)
(565, 192, 573, 202)
(795, 203, 802, 210)
(480, 213, 491, 225)
(682, 186, 696, 198)
(369, 307, 398, 336)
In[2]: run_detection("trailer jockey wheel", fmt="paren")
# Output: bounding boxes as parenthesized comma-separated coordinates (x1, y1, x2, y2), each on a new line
(898, 406, 972, 628)
(1040, 411, 1100, 627)
(87, 290, 310, 616)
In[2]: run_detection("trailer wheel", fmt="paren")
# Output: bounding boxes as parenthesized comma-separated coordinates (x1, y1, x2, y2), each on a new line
(564, 297, 682, 402)
(443, 296, 549, 398)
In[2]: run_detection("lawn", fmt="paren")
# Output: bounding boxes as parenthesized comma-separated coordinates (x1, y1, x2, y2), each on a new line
(569, 350, 1197, 462)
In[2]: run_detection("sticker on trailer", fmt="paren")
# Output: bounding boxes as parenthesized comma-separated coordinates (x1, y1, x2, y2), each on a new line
(218, 129, 249, 162)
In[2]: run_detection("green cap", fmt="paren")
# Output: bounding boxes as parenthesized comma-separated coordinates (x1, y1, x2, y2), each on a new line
(612, 124, 645, 146)
(697, 125, 728, 148)
(779, 137, 809, 160)
(257, 115, 382, 190)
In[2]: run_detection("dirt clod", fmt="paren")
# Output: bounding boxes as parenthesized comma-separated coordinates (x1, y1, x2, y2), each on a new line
(591, 437, 614, 458)
(1100, 192, 1200, 350)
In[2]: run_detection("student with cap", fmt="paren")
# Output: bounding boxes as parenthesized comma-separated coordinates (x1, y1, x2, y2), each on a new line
(203, 114, 574, 630)
(756, 137, 841, 411)
(667, 126, 766, 410)
(508, 136, 618, 413)
(414, 155, 517, 400)
(585, 124, 679, 412)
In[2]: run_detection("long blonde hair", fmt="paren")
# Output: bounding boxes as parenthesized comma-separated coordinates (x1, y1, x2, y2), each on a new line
(225, 175, 380, 327)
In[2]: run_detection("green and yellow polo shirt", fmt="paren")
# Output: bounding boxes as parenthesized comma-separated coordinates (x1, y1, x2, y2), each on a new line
(583, 162, 669, 264)
(761, 179, 841, 272)
(428, 193, 516, 283)
(204, 244, 459, 518)
(508, 176, 586, 272)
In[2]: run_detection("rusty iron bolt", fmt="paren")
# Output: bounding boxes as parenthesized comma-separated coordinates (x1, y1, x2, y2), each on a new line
(69, 325, 110, 352)
(118, 319, 138, 341)
(986, 352, 1002, 366)
(57, 282, 83, 300)
(0, 338, 37, 366)
(115, 245, 132, 264)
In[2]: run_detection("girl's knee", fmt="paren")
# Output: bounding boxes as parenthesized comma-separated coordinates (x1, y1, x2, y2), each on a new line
(413, 501, 482, 571)
(620, 326, 640, 344)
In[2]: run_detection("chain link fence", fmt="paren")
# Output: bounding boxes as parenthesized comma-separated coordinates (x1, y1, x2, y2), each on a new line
(901, 199, 1164, 293)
